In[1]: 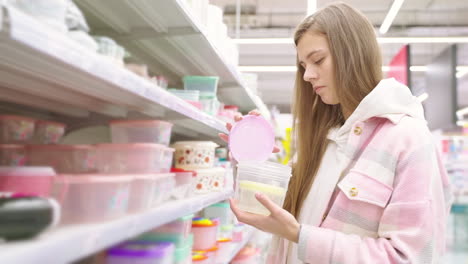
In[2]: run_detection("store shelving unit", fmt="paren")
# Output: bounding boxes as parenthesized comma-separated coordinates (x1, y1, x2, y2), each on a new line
(75, 0, 267, 114)
(0, 190, 233, 264)
(219, 227, 255, 264)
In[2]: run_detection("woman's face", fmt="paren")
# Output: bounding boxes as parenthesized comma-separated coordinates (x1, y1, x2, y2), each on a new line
(297, 32, 339, 105)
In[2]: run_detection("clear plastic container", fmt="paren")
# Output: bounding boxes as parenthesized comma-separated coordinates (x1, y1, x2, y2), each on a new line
(174, 241, 193, 264)
(153, 173, 176, 206)
(193, 168, 226, 194)
(192, 220, 218, 250)
(183, 76, 219, 94)
(162, 148, 175, 173)
(54, 175, 132, 224)
(236, 161, 291, 215)
(199, 93, 220, 116)
(33, 120, 66, 144)
(203, 202, 231, 225)
(95, 144, 166, 174)
(173, 141, 218, 170)
(232, 224, 245, 242)
(15, 0, 68, 33)
(107, 241, 175, 264)
(137, 233, 193, 249)
(128, 174, 157, 213)
(0, 145, 27, 166)
(155, 214, 193, 238)
(168, 89, 200, 101)
(0, 115, 35, 144)
(0, 166, 55, 197)
(216, 238, 234, 263)
(28, 144, 95, 174)
(109, 120, 173, 146)
(219, 224, 234, 240)
(171, 169, 194, 200)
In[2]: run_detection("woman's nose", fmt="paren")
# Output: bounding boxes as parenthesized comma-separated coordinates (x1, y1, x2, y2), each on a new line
(303, 66, 318, 82)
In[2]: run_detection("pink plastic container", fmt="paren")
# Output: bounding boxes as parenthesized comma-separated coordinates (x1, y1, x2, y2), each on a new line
(28, 144, 96, 174)
(162, 147, 175, 173)
(192, 221, 219, 250)
(109, 120, 173, 146)
(54, 175, 132, 224)
(0, 145, 27, 166)
(128, 174, 157, 213)
(171, 169, 194, 200)
(173, 141, 218, 170)
(155, 214, 193, 238)
(153, 173, 176, 206)
(33, 120, 66, 144)
(0, 115, 35, 144)
(95, 144, 167, 173)
(0, 166, 55, 197)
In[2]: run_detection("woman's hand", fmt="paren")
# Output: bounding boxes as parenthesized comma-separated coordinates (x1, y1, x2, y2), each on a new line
(218, 110, 281, 153)
(229, 193, 300, 243)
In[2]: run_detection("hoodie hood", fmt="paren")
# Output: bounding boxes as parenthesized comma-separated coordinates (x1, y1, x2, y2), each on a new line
(329, 78, 425, 142)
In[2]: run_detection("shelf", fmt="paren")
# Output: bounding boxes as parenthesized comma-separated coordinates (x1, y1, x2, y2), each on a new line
(75, 0, 263, 113)
(0, 189, 234, 264)
(0, 5, 227, 143)
(219, 227, 255, 264)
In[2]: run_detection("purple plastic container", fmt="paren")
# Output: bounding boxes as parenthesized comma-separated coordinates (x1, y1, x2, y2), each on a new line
(107, 241, 175, 264)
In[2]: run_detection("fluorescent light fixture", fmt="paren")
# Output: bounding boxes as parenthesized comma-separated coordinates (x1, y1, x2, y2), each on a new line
(232, 37, 468, 45)
(307, 0, 317, 15)
(409, 66, 427, 72)
(379, 0, 405, 34)
(417, 93, 429, 102)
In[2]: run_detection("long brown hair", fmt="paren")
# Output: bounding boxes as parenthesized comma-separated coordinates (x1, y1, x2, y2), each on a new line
(283, 2, 383, 218)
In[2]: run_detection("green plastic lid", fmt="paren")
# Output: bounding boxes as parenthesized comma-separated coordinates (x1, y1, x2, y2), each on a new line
(208, 202, 230, 208)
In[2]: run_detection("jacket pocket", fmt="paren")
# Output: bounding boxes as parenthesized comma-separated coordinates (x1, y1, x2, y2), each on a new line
(337, 171, 393, 207)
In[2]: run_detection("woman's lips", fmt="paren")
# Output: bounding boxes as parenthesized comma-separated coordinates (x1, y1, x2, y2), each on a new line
(314, 86, 325, 93)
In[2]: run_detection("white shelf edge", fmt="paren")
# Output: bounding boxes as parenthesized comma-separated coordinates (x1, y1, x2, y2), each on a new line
(0, 189, 234, 264)
(219, 226, 255, 264)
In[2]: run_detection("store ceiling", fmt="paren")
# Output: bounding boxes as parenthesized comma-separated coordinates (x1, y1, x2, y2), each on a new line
(212, 0, 468, 113)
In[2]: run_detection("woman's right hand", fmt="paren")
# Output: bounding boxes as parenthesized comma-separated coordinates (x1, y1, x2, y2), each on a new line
(218, 110, 281, 153)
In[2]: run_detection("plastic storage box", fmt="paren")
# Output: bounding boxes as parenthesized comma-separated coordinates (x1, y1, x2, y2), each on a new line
(28, 144, 95, 174)
(173, 141, 218, 170)
(106, 241, 175, 264)
(203, 202, 231, 225)
(171, 169, 194, 200)
(216, 238, 234, 263)
(0, 115, 35, 144)
(95, 144, 168, 174)
(54, 175, 132, 224)
(192, 218, 218, 250)
(0, 145, 27, 166)
(183, 76, 219, 94)
(155, 214, 193, 238)
(109, 120, 173, 146)
(153, 173, 176, 206)
(137, 233, 193, 249)
(128, 174, 157, 213)
(168, 89, 200, 101)
(0, 166, 55, 197)
(193, 168, 226, 194)
(33, 120, 66, 144)
(236, 161, 291, 215)
(162, 148, 175, 173)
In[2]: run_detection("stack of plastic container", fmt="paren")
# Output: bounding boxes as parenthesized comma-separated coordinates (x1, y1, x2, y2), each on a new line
(203, 202, 236, 263)
(172, 141, 226, 194)
(192, 217, 219, 263)
(183, 76, 220, 116)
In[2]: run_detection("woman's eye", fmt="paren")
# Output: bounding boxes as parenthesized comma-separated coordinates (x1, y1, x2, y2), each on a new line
(315, 58, 324, 65)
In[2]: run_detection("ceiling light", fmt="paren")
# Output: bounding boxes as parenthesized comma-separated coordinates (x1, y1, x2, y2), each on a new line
(379, 0, 405, 34)
(409, 66, 427, 72)
(417, 93, 428, 102)
(232, 37, 468, 45)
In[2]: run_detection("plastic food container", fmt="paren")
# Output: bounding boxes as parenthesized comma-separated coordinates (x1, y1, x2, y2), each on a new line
(94, 36, 125, 67)
(232, 224, 245, 242)
(194, 245, 218, 260)
(203, 202, 231, 225)
(128, 174, 157, 213)
(153, 173, 176, 206)
(95, 144, 166, 174)
(216, 238, 234, 263)
(107, 241, 175, 264)
(0, 166, 55, 197)
(231, 247, 260, 264)
(219, 224, 234, 239)
(155, 214, 193, 238)
(168, 89, 200, 102)
(0, 115, 35, 144)
(162, 148, 175, 173)
(171, 169, 194, 200)
(192, 218, 218, 250)
(236, 161, 291, 215)
(137, 233, 193, 249)
(193, 168, 226, 194)
(199, 93, 220, 116)
(192, 254, 210, 264)
(173, 141, 218, 170)
(183, 76, 219, 94)
(54, 175, 132, 224)
(0, 145, 27, 166)
(174, 243, 192, 264)
(33, 120, 66, 144)
(28, 144, 95, 174)
(15, 0, 68, 33)
(109, 120, 173, 146)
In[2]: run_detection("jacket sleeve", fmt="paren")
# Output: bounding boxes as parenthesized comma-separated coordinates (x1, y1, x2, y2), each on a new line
(296, 143, 452, 264)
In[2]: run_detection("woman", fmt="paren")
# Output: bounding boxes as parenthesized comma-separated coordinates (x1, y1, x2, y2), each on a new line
(220, 2, 452, 264)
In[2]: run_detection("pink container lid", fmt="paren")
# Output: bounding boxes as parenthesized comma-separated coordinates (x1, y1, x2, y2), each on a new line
(96, 143, 166, 149)
(0, 166, 56, 177)
(228, 115, 275, 162)
(109, 119, 173, 127)
(0, 144, 25, 149)
(36, 120, 66, 128)
(28, 144, 93, 150)
(56, 174, 133, 183)
(0, 115, 35, 121)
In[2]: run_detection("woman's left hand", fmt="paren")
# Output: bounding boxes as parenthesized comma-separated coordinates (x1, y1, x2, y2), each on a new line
(229, 193, 300, 243)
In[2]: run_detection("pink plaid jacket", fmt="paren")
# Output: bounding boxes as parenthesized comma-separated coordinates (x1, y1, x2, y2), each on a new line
(271, 78, 452, 264)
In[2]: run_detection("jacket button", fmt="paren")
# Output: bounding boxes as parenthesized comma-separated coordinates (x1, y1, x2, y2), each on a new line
(349, 187, 358, 197)
(353, 126, 362, 135)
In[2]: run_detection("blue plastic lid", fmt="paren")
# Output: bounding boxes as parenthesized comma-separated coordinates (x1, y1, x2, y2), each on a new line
(108, 241, 174, 258)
